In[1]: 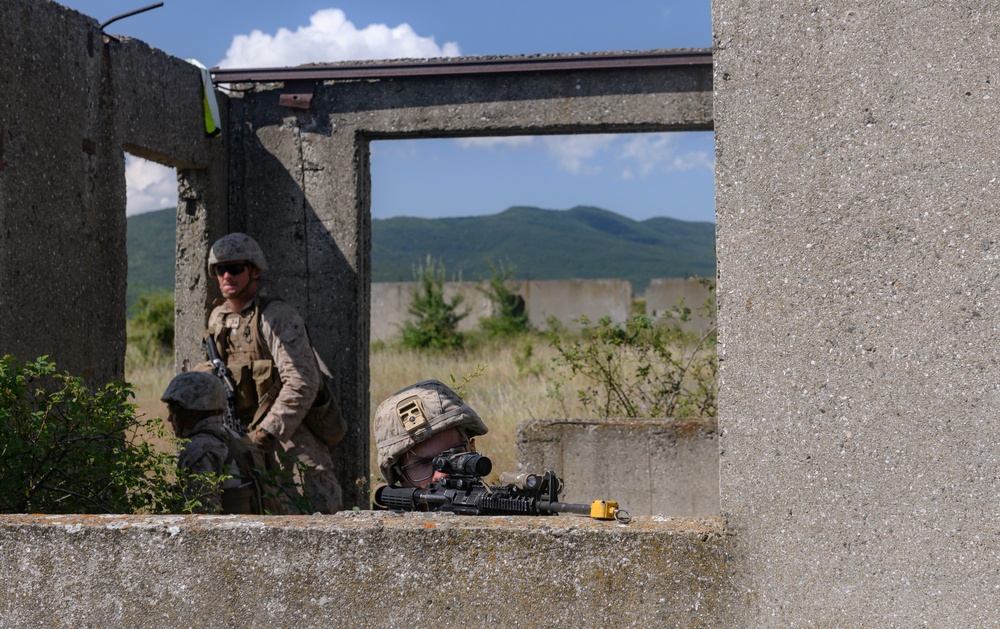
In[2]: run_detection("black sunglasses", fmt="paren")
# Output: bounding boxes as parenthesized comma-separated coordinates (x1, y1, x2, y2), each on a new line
(216, 263, 249, 276)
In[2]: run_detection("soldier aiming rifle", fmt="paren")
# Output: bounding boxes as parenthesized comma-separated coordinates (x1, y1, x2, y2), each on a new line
(372, 380, 629, 522)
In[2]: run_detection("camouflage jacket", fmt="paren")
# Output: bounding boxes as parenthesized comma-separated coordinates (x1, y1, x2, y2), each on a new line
(178, 414, 229, 513)
(207, 293, 321, 442)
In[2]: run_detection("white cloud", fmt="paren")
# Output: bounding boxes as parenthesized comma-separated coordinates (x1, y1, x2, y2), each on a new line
(542, 134, 617, 175)
(450, 133, 713, 180)
(616, 133, 713, 179)
(126, 155, 175, 216)
(218, 9, 460, 69)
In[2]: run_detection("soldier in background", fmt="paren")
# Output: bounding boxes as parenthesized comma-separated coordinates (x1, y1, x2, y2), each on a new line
(374, 380, 489, 489)
(161, 371, 230, 513)
(162, 371, 285, 515)
(200, 232, 342, 514)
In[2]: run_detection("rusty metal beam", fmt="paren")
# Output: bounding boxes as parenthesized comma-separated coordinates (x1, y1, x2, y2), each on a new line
(210, 49, 712, 85)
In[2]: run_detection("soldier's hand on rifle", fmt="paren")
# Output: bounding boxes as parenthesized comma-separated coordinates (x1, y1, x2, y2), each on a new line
(250, 428, 276, 449)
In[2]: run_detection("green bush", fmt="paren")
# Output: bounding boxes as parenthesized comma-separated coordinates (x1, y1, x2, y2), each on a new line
(478, 260, 529, 338)
(127, 292, 174, 362)
(400, 255, 468, 351)
(0, 355, 204, 514)
(547, 285, 717, 419)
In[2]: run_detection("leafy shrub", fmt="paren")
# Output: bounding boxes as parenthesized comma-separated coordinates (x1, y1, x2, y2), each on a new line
(0, 355, 205, 514)
(400, 255, 468, 351)
(547, 285, 717, 418)
(478, 260, 529, 338)
(127, 291, 174, 362)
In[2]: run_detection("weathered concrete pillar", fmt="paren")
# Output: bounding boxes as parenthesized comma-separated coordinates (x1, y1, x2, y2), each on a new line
(214, 92, 371, 507)
(0, 0, 219, 382)
(0, 0, 124, 381)
(714, 1, 1000, 623)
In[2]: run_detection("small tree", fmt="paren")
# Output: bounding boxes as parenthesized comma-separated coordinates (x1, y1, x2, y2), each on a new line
(547, 283, 717, 419)
(478, 260, 529, 338)
(400, 255, 468, 350)
(127, 291, 174, 362)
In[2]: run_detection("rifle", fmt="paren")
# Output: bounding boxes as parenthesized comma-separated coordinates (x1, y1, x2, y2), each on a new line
(203, 335, 244, 434)
(373, 450, 631, 523)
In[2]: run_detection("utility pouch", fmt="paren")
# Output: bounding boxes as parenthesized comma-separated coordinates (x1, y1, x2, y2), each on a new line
(303, 377, 348, 447)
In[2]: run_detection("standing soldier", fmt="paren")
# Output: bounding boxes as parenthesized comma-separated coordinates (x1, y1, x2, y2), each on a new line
(202, 232, 342, 513)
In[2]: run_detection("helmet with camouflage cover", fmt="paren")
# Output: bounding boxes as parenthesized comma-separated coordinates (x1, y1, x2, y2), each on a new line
(375, 380, 488, 485)
(161, 372, 227, 412)
(208, 232, 269, 276)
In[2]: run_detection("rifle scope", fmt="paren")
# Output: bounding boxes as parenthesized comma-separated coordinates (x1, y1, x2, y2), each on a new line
(432, 451, 492, 477)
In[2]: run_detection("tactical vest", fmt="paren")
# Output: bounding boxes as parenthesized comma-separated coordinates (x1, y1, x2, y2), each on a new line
(208, 294, 348, 447)
(209, 295, 281, 430)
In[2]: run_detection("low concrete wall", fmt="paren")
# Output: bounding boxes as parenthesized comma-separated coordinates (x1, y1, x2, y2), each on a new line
(516, 418, 720, 517)
(0, 513, 731, 627)
(521, 279, 632, 332)
(645, 278, 715, 333)
(371, 281, 494, 343)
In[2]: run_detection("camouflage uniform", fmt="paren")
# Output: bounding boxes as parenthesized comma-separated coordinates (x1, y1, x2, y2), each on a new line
(176, 414, 229, 513)
(374, 380, 489, 486)
(204, 232, 342, 514)
(162, 371, 230, 513)
(207, 294, 343, 514)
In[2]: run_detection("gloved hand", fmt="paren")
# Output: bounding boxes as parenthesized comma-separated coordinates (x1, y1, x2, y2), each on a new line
(250, 428, 276, 449)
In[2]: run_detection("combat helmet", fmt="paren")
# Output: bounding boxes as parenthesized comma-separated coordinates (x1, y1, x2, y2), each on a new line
(375, 380, 488, 485)
(208, 232, 269, 276)
(161, 372, 228, 412)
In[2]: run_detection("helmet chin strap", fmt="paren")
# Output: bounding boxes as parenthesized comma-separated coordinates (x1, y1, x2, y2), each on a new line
(225, 267, 260, 303)
(230, 279, 258, 301)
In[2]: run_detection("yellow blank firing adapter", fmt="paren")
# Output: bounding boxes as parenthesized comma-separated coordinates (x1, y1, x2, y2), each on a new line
(591, 500, 631, 523)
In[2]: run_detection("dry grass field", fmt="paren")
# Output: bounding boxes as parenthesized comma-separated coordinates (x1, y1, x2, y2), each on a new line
(127, 335, 573, 480)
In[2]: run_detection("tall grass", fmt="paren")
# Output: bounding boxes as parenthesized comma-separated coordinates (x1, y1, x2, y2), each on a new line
(124, 344, 176, 459)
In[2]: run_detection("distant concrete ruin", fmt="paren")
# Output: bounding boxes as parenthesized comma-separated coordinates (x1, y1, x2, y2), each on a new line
(2, 0, 997, 626)
(371, 277, 641, 342)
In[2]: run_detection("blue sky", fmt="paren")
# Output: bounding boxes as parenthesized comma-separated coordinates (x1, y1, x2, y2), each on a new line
(60, 1, 714, 222)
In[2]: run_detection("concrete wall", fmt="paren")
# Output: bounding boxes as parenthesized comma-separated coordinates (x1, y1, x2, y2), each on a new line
(0, 513, 731, 627)
(645, 277, 715, 333)
(517, 418, 720, 517)
(713, 1, 999, 625)
(0, 0, 221, 381)
(371, 278, 641, 342)
(521, 278, 632, 332)
(371, 280, 494, 343)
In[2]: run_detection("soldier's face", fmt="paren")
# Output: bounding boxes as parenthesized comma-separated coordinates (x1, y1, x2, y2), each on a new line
(216, 260, 255, 298)
(397, 428, 474, 488)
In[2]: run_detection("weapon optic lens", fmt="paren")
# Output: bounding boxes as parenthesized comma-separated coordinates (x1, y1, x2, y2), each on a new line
(432, 451, 492, 477)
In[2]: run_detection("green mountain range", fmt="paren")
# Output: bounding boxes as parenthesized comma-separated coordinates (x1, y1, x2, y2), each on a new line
(127, 205, 715, 310)
(126, 207, 176, 313)
(372, 205, 715, 291)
